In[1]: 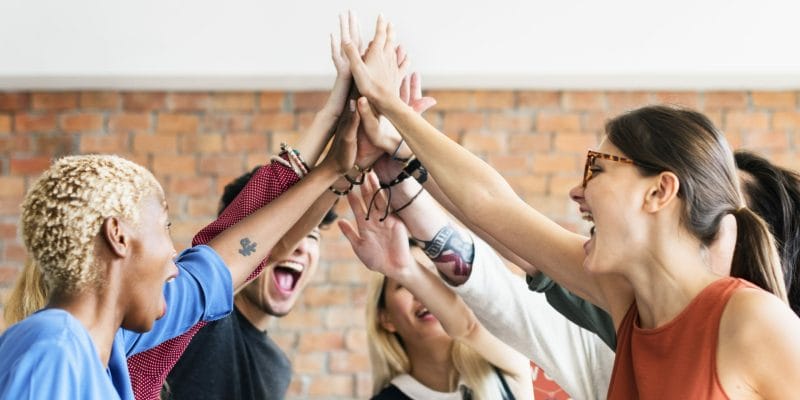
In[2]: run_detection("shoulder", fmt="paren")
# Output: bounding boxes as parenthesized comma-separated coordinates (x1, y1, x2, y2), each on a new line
(0, 312, 91, 396)
(719, 287, 800, 396)
(721, 286, 797, 341)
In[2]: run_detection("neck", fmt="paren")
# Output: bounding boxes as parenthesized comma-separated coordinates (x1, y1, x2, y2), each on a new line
(404, 337, 457, 392)
(624, 229, 722, 329)
(234, 295, 274, 332)
(49, 286, 121, 367)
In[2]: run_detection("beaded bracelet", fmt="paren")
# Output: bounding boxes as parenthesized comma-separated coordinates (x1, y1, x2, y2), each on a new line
(329, 181, 354, 196)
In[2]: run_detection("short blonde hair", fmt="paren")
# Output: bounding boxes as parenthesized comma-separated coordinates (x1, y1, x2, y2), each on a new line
(365, 272, 504, 400)
(20, 155, 159, 294)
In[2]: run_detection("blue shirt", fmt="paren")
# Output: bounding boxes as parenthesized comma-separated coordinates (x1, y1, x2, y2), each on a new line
(0, 245, 233, 400)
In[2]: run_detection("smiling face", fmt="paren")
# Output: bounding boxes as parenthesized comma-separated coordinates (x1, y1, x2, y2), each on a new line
(569, 139, 657, 274)
(120, 189, 179, 332)
(377, 274, 451, 348)
(237, 228, 322, 317)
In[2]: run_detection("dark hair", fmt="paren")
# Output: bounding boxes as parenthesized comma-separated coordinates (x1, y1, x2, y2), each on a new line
(605, 105, 787, 302)
(219, 166, 338, 227)
(736, 150, 800, 315)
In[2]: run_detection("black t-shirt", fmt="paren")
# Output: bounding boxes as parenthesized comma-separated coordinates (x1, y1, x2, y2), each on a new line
(165, 307, 292, 400)
(371, 384, 413, 400)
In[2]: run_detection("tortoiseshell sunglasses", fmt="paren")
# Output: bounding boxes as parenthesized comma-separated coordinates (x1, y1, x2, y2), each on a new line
(582, 150, 656, 188)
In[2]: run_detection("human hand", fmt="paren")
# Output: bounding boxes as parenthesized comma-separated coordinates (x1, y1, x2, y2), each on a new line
(341, 14, 408, 112)
(322, 100, 360, 174)
(320, 11, 364, 120)
(338, 171, 417, 280)
(356, 71, 437, 160)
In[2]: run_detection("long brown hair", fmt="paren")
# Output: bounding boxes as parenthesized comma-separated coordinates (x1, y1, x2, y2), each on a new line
(606, 105, 786, 301)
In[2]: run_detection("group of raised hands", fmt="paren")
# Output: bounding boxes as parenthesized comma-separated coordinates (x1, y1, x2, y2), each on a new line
(323, 11, 437, 272)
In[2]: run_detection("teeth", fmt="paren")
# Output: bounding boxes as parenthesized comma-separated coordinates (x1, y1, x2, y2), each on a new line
(415, 308, 429, 318)
(277, 261, 304, 273)
(581, 211, 593, 222)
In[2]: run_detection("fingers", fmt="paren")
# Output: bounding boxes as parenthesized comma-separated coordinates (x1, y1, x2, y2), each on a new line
(410, 72, 422, 100)
(399, 75, 410, 104)
(398, 53, 410, 79)
(338, 219, 360, 245)
(357, 97, 380, 135)
(339, 13, 350, 47)
(345, 189, 368, 222)
(363, 171, 389, 214)
(348, 10, 363, 55)
(372, 14, 387, 49)
(385, 21, 396, 50)
(395, 44, 407, 67)
(411, 97, 437, 114)
(330, 33, 340, 61)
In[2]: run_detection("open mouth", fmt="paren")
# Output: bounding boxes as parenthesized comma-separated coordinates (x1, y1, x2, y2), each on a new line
(414, 307, 437, 321)
(273, 261, 304, 293)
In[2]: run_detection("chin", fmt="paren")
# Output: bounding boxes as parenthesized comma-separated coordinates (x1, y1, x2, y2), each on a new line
(263, 301, 295, 318)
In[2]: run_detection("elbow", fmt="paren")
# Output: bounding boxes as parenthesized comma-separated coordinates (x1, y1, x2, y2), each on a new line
(449, 314, 482, 343)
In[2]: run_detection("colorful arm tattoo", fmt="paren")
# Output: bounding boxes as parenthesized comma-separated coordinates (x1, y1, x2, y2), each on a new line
(420, 224, 475, 285)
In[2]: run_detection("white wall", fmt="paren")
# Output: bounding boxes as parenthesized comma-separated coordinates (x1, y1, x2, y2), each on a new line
(1, 0, 799, 90)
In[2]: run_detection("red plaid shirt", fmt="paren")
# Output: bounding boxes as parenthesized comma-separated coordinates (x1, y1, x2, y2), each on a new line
(127, 159, 300, 400)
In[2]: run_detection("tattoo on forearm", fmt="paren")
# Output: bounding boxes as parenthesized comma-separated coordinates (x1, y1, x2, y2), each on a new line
(238, 238, 257, 256)
(421, 224, 475, 278)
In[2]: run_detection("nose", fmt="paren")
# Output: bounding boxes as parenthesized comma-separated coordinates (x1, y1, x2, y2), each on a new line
(569, 182, 586, 205)
(293, 237, 311, 257)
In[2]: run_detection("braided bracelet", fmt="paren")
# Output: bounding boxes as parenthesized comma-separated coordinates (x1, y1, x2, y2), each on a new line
(392, 186, 424, 215)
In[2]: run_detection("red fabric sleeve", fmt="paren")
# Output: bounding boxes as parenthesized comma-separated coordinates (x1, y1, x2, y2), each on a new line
(127, 159, 301, 400)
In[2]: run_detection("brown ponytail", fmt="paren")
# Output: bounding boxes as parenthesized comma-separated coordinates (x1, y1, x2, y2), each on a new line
(731, 207, 788, 302)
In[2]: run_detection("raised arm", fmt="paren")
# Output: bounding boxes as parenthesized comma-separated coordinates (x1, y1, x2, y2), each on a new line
(341, 15, 624, 313)
(339, 174, 532, 400)
(207, 101, 359, 289)
(359, 165, 614, 398)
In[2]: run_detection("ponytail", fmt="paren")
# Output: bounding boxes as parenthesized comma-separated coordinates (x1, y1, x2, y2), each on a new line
(3, 258, 48, 326)
(730, 207, 788, 302)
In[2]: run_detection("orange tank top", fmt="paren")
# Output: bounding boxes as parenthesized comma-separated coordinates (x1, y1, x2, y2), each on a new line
(607, 277, 757, 400)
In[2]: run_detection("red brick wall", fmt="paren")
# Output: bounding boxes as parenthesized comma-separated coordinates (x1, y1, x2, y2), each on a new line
(1, 90, 799, 398)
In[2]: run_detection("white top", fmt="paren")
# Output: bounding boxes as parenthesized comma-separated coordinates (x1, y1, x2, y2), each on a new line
(450, 235, 615, 399)
(390, 374, 466, 400)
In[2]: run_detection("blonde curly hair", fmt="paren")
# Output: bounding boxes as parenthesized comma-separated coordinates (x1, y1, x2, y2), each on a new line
(20, 154, 160, 294)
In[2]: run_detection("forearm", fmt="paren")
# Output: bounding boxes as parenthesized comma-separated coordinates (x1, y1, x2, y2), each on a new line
(296, 76, 352, 164)
(269, 188, 340, 262)
(399, 262, 532, 396)
(422, 175, 537, 273)
(382, 101, 520, 220)
(207, 164, 340, 289)
(452, 237, 614, 399)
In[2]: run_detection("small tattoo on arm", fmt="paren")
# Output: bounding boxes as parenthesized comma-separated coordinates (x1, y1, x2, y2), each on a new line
(421, 224, 475, 280)
(238, 238, 257, 256)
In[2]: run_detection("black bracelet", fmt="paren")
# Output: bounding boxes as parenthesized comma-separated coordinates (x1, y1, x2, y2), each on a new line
(329, 181, 354, 196)
(391, 139, 410, 162)
(403, 158, 428, 184)
(344, 170, 365, 185)
(392, 187, 424, 215)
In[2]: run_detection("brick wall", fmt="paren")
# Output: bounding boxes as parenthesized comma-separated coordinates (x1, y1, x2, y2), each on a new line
(1, 90, 800, 398)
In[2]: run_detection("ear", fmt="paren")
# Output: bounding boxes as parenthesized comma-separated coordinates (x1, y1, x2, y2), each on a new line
(378, 309, 397, 333)
(643, 171, 680, 213)
(101, 216, 130, 258)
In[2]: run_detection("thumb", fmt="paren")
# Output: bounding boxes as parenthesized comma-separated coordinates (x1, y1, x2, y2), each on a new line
(342, 40, 369, 78)
(357, 97, 379, 133)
